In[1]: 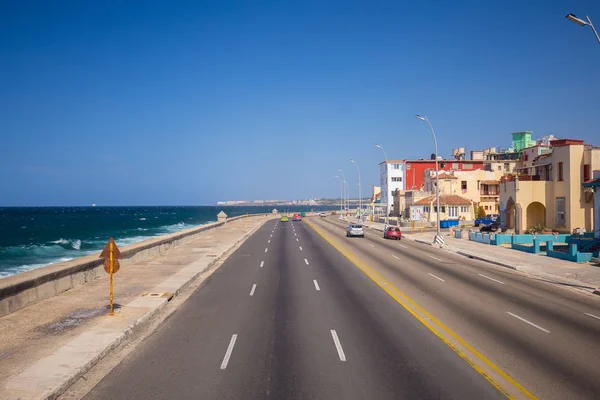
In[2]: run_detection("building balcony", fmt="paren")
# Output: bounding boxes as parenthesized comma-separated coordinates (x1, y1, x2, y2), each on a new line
(481, 191, 499, 196)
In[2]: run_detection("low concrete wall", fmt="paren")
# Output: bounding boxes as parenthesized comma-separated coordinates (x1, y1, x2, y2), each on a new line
(546, 243, 593, 263)
(0, 214, 268, 317)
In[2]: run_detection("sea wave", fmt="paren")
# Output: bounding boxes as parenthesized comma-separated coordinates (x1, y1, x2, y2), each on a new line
(49, 238, 82, 250)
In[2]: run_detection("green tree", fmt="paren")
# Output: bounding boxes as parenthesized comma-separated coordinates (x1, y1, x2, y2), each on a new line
(476, 205, 486, 219)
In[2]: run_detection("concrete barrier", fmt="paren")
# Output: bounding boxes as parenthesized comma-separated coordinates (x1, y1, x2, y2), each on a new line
(0, 213, 268, 317)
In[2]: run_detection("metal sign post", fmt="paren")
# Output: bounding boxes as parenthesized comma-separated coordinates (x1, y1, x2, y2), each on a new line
(100, 238, 122, 316)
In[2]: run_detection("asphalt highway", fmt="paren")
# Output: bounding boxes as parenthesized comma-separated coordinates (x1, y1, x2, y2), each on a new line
(83, 216, 600, 400)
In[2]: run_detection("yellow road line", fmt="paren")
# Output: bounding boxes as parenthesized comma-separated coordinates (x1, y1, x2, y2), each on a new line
(306, 220, 537, 400)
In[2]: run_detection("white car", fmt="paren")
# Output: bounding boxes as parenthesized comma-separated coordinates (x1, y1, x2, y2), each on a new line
(346, 223, 364, 237)
(319, 212, 327, 217)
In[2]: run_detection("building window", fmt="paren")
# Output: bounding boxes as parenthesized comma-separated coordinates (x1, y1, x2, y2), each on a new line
(461, 181, 467, 191)
(556, 197, 566, 226)
(485, 205, 489, 210)
(497, 165, 502, 171)
(504, 163, 510, 172)
(452, 163, 459, 169)
(440, 162, 446, 169)
(584, 164, 590, 182)
(391, 177, 403, 182)
(424, 206, 430, 213)
(393, 164, 400, 170)
(463, 163, 473, 169)
(448, 206, 458, 217)
(460, 206, 468, 213)
(441, 206, 446, 213)
(558, 162, 563, 181)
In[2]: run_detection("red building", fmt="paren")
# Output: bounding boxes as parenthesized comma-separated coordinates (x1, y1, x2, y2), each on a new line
(403, 160, 485, 190)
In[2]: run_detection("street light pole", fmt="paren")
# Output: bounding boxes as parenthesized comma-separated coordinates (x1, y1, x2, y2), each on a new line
(334, 176, 343, 214)
(374, 143, 390, 226)
(566, 13, 600, 44)
(416, 115, 443, 245)
(337, 169, 348, 220)
(349, 159, 362, 221)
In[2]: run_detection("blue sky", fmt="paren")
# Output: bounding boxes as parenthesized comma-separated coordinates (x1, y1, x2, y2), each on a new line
(1, 0, 599, 206)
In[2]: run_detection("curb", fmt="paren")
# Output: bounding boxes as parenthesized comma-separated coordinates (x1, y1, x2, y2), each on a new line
(454, 251, 518, 271)
(5, 218, 269, 400)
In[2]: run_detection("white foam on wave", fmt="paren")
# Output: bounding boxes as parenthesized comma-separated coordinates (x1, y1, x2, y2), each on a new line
(138, 217, 147, 221)
(49, 238, 81, 250)
(115, 236, 152, 247)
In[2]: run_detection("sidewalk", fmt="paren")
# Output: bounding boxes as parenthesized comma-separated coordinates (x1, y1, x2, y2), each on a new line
(0, 216, 269, 400)
(407, 231, 600, 295)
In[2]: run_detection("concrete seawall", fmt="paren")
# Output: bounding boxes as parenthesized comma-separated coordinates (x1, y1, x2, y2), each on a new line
(0, 214, 269, 317)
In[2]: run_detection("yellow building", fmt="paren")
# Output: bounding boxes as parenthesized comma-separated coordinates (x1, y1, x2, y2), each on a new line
(423, 169, 503, 214)
(414, 194, 474, 222)
(499, 139, 599, 233)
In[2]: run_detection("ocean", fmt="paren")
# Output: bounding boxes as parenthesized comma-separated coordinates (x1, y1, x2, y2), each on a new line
(0, 205, 336, 279)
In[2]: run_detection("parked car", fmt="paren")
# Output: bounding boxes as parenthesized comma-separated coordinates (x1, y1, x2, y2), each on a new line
(292, 214, 301, 221)
(474, 214, 499, 227)
(280, 215, 289, 222)
(480, 221, 500, 232)
(346, 223, 364, 237)
(383, 226, 402, 240)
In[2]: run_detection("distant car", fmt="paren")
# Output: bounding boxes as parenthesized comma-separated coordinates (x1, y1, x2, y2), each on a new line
(319, 212, 327, 217)
(346, 223, 364, 238)
(383, 226, 402, 240)
(280, 216, 289, 222)
(480, 221, 500, 232)
(292, 214, 301, 221)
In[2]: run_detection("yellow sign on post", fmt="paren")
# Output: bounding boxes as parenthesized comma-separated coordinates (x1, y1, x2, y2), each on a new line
(99, 238, 122, 316)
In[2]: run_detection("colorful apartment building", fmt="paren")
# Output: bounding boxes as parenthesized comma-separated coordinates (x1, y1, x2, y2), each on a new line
(499, 139, 600, 233)
(403, 160, 485, 190)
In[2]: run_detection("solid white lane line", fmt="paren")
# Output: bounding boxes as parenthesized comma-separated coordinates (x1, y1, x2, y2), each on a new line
(220, 334, 238, 369)
(392, 255, 401, 260)
(304, 258, 309, 265)
(428, 273, 446, 282)
(506, 312, 550, 333)
(428, 255, 443, 262)
(265, 248, 268, 253)
(249, 284, 256, 296)
(399, 244, 408, 249)
(369, 244, 375, 248)
(313, 280, 321, 291)
(260, 261, 264, 268)
(299, 246, 303, 250)
(585, 312, 600, 321)
(330, 330, 346, 361)
(478, 273, 506, 285)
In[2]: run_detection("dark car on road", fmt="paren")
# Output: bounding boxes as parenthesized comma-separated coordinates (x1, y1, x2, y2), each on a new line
(383, 226, 402, 240)
(480, 221, 500, 232)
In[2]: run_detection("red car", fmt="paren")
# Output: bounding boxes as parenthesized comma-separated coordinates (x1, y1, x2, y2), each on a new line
(383, 226, 402, 240)
(292, 214, 302, 221)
